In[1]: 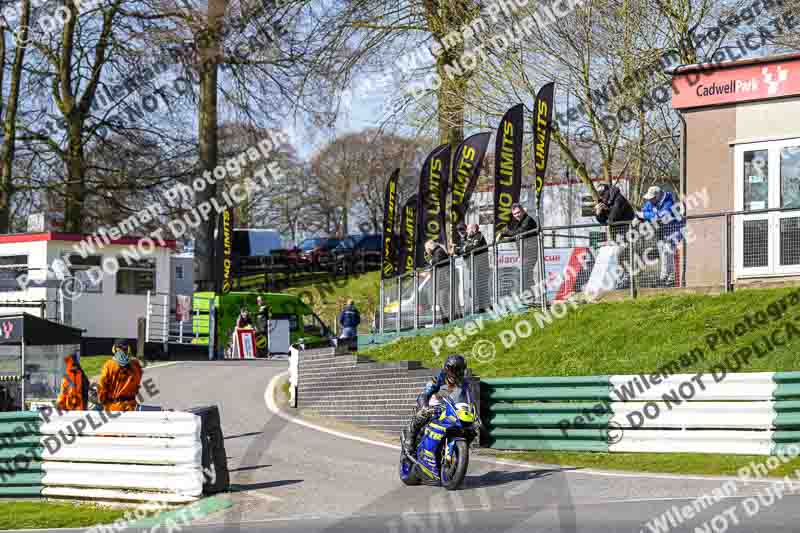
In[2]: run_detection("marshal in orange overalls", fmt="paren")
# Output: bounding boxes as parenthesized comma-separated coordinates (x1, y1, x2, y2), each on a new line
(97, 356, 143, 411)
(56, 353, 89, 411)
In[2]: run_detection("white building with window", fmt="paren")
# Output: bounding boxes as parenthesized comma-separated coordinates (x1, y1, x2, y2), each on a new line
(0, 232, 174, 351)
(672, 52, 800, 287)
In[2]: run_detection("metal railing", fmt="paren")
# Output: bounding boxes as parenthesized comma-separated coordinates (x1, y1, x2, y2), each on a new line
(379, 206, 800, 334)
(145, 292, 215, 354)
(380, 228, 548, 333)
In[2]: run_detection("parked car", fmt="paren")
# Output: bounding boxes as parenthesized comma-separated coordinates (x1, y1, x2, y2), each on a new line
(299, 237, 341, 270)
(332, 234, 382, 273)
(270, 246, 310, 271)
(233, 228, 283, 257)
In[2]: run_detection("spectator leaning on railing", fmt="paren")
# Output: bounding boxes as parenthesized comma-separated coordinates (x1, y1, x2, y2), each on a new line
(641, 185, 685, 287)
(496, 203, 538, 243)
(594, 183, 636, 289)
(594, 183, 636, 235)
(461, 224, 487, 255)
(450, 223, 468, 255)
(425, 239, 450, 267)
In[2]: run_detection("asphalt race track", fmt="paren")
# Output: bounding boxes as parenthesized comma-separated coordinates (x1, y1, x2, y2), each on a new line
(42, 360, 800, 533)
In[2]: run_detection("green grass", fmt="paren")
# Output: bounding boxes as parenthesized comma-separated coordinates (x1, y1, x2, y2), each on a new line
(284, 271, 380, 335)
(362, 286, 800, 377)
(0, 501, 129, 530)
(82, 355, 155, 380)
(80, 355, 111, 379)
(494, 450, 800, 477)
(361, 286, 800, 476)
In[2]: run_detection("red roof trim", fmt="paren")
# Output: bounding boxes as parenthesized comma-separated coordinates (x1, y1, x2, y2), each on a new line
(0, 232, 176, 249)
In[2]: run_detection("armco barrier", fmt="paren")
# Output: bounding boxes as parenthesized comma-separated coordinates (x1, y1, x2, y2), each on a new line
(483, 371, 800, 455)
(0, 409, 218, 502)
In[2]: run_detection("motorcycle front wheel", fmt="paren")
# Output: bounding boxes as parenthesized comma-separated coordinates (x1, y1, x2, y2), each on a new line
(441, 439, 469, 490)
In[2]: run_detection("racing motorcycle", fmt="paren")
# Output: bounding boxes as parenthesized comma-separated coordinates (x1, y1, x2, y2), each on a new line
(399, 393, 480, 490)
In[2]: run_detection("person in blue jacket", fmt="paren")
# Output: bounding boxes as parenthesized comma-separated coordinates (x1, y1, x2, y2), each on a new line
(402, 354, 471, 457)
(338, 299, 361, 343)
(642, 186, 684, 286)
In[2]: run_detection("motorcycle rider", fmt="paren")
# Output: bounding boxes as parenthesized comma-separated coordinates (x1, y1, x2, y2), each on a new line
(402, 354, 471, 457)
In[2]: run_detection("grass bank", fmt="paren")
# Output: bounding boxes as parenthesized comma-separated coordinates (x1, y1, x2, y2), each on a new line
(362, 286, 800, 377)
(361, 286, 800, 476)
(284, 271, 380, 336)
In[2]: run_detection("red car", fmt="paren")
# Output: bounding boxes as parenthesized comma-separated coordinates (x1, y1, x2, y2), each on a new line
(299, 237, 341, 271)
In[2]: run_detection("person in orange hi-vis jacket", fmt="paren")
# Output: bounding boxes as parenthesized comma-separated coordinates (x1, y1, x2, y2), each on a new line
(97, 339, 143, 411)
(57, 352, 90, 411)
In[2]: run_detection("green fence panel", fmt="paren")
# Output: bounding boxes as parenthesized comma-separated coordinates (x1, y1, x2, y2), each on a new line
(487, 386, 613, 401)
(489, 428, 609, 440)
(489, 439, 609, 452)
(489, 413, 610, 428)
(0, 411, 44, 497)
(0, 486, 42, 497)
(773, 373, 800, 399)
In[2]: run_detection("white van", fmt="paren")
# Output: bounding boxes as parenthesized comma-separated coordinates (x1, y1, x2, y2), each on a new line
(233, 228, 283, 257)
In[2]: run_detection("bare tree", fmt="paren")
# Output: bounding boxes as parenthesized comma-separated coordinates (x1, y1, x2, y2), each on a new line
(308, 129, 426, 236)
(117, 0, 329, 287)
(465, 0, 753, 206)
(309, 0, 487, 150)
(0, 0, 31, 231)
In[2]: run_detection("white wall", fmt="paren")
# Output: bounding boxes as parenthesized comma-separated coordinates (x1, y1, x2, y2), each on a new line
(0, 238, 172, 339)
(0, 240, 50, 316)
(47, 241, 172, 339)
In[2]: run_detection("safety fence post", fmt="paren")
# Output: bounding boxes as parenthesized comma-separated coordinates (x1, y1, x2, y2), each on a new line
(379, 279, 384, 335)
(413, 270, 419, 330)
(397, 275, 402, 335)
(723, 213, 731, 293)
(493, 241, 499, 310)
(470, 252, 475, 317)
(518, 235, 524, 303)
(449, 259, 454, 324)
(145, 290, 151, 343)
(432, 267, 438, 327)
(208, 299, 216, 361)
(537, 229, 546, 312)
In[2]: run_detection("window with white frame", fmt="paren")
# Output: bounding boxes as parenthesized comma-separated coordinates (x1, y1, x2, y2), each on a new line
(116, 257, 156, 295)
(67, 255, 103, 293)
(0, 255, 28, 281)
(735, 139, 800, 276)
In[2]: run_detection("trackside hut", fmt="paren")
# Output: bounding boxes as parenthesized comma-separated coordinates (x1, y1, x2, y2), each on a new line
(671, 52, 800, 287)
(0, 232, 174, 352)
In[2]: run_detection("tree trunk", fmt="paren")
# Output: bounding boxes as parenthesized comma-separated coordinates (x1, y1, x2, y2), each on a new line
(194, 61, 219, 289)
(436, 61, 466, 150)
(64, 119, 85, 233)
(0, 0, 30, 232)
